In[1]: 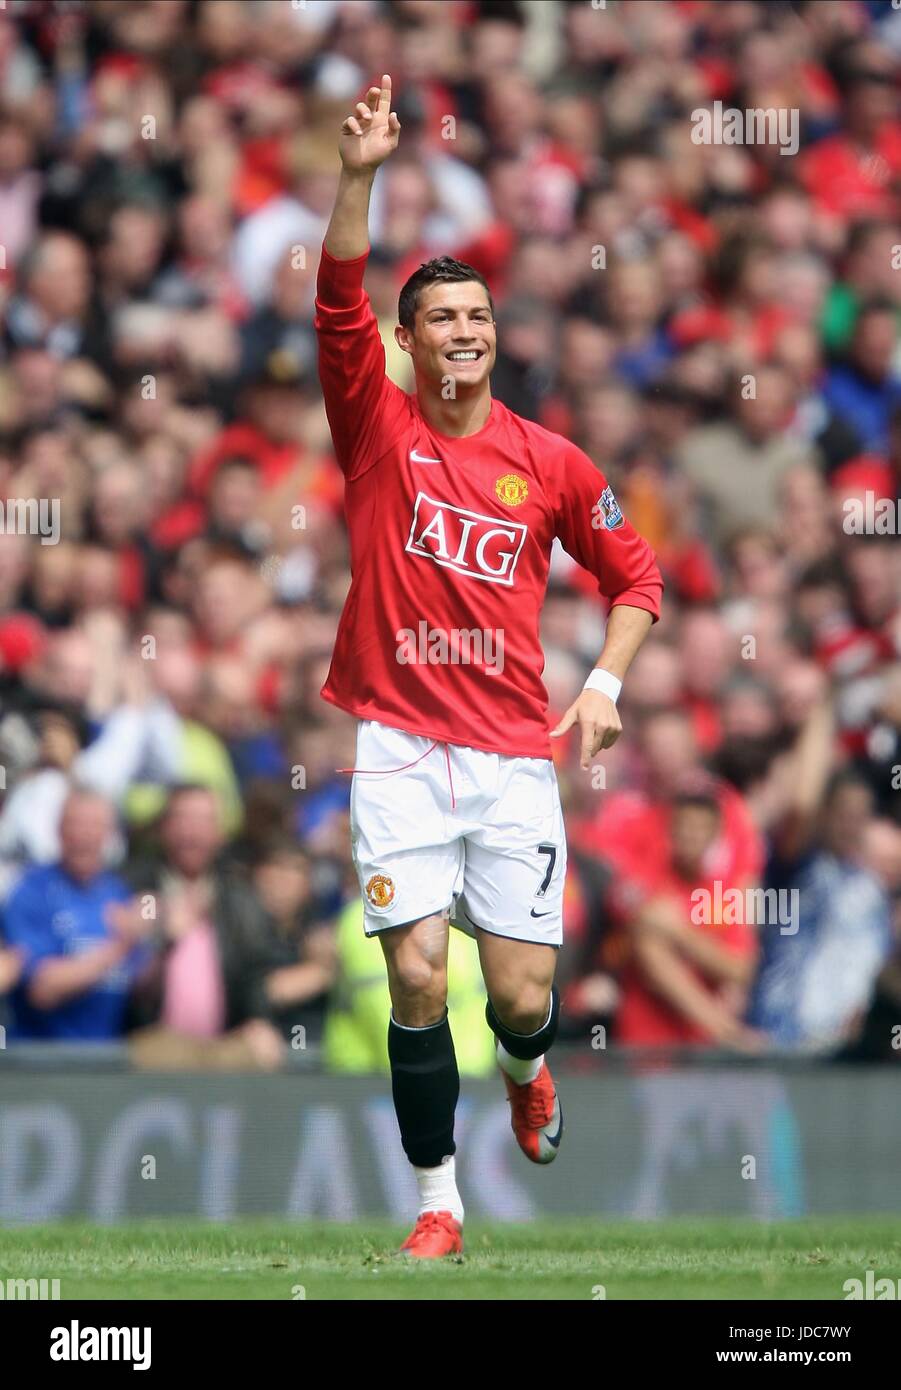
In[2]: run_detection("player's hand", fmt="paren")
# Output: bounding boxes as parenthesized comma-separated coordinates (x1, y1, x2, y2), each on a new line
(339, 74, 401, 172)
(550, 689, 622, 770)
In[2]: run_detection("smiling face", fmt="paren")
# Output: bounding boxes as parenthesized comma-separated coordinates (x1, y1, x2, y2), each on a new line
(395, 279, 496, 393)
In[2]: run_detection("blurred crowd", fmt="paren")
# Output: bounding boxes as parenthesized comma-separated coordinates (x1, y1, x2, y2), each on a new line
(0, 0, 900, 1068)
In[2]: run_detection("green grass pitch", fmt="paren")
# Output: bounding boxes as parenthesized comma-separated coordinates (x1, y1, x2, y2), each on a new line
(3, 1219, 900, 1300)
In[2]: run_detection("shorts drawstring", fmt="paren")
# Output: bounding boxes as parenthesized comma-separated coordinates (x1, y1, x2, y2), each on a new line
(443, 743, 456, 811)
(338, 739, 457, 811)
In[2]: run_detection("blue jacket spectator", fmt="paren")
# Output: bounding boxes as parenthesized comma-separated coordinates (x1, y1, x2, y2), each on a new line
(822, 301, 901, 452)
(5, 789, 153, 1041)
(748, 841, 890, 1048)
(747, 697, 892, 1051)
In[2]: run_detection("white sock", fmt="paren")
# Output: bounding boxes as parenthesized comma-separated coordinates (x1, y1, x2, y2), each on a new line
(495, 995, 552, 1085)
(413, 1154, 463, 1224)
(497, 1043, 542, 1085)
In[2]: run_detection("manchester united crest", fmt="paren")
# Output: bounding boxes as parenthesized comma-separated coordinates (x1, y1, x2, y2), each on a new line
(495, 473, 529, 506)
(365, 873, 396, 910)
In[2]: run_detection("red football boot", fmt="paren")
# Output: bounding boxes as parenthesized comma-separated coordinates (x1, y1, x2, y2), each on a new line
(398, 1210, 463, 1259)
(501, 1059, 563, 1164)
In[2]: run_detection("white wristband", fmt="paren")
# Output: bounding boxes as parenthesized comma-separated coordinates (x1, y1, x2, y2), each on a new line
(583, 668, 622, 704)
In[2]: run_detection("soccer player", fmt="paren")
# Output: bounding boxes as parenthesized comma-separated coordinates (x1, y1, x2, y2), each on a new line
(315, 77, 663, 1258)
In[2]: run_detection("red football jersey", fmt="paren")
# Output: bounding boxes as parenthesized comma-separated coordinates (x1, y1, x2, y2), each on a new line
(615, 859, 757, 1048)
(315, 246, 663, 759)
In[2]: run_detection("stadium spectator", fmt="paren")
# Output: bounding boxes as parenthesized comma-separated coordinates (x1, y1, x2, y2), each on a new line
(238, 243, 318, 388)
(613, 783, 764, 1053)
(250, 836, 336, 1048)
(4, 232, 95, 359)
(799, 38, 901, 226)
(820, 219, 901, 353)
(123, 784, 283, 1028)
(822, 300, 901, 454)
(3, 789, 152, 1041)
(675, 365, 822, 548)
(747, 696, 892, 1052)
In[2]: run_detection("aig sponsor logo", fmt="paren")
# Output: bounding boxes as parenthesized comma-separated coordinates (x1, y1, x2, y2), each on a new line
(405, 492, 527, 586)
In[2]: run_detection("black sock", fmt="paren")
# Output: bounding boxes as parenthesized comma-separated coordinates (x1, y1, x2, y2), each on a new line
(388, 1009, 459, 1168)
(486, 985, 560, 1060)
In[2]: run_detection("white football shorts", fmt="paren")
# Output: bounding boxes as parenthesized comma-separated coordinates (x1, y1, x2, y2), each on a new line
(349, 719, 567, 946)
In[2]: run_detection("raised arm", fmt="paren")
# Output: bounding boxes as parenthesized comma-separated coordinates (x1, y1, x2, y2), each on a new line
(324, 74, 401, 259)
(775, 693, 835, 862)
(315, 74, 408, 479)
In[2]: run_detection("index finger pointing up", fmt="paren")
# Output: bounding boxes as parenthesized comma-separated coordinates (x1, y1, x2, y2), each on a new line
(378, 73, 392, 114)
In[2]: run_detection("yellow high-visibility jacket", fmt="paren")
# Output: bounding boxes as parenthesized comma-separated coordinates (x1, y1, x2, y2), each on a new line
(323, 899, 496, 1076)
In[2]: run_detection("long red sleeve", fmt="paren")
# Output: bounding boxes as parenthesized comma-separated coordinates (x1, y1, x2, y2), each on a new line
(553, 443, 663, 622)
(314, 246, 409, 480)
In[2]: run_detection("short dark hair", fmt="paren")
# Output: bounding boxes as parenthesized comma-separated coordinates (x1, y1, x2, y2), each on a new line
(215, 455, 256, 478)
(669, 769, 722, 817)
(672, 791, 721, 818)
(854, 296, 897, 325)
(252, 834, 310, 868)
(398, 257, 494, 330)
(824, 769, 872, 811)
(163, 782, 216, 814)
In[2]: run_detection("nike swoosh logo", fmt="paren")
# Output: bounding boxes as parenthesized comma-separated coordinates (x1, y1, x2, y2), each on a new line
(410, 448, 442, 464)
(530, 908, 552, 918)
(545, 1099, 563, 1148)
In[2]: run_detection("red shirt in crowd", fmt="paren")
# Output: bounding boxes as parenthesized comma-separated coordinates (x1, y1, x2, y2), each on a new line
(614, 857, 757, 1047)
(572, 782, 763, 1046)
(314, 246, 663, 759)
(800, 126, 901, 221)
